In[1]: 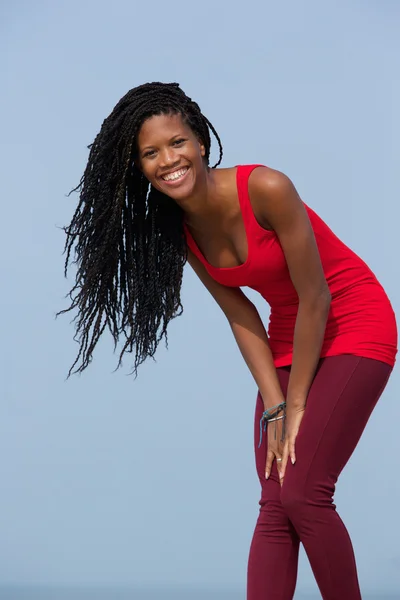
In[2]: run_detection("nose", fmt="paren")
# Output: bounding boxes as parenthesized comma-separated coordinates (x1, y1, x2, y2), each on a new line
(159, 147, 179, 167)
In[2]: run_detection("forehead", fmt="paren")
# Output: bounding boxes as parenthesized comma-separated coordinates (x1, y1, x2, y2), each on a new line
(137, 113, 193, 146)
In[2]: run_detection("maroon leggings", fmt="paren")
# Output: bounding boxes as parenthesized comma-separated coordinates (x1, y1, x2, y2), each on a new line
(247, 355, 392, 600)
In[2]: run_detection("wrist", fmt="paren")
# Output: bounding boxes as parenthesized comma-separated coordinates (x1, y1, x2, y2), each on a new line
(258, 401, 286, 447)
(260, 394, 286, 413)
(286, 394, 307, 411)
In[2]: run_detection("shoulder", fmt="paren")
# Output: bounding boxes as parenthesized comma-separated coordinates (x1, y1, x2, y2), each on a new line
(246, 165, 302, 230)
(248, 165, 295, 202)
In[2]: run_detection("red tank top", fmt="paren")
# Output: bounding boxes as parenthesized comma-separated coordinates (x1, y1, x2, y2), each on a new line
(185, 164, 397, 367)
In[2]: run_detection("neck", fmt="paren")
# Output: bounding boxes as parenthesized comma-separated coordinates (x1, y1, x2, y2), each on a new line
(180, 168, 224, 229)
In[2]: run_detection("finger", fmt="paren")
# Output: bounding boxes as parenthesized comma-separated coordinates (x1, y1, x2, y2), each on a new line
(280, 444, 289, 483)
(265, 450, 274, 480)
(290, 440, 296, 465)
(275, 455, 283, 482)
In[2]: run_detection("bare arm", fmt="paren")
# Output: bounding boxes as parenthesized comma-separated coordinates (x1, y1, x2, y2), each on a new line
(249, 167, 332, 411)
(187, 249, 284, 410)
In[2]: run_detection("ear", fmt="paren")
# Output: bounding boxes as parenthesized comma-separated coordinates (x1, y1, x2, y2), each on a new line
(199, 142, 206, 157)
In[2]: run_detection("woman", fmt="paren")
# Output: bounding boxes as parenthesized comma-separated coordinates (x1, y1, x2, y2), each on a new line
(60, 82, 397, 599)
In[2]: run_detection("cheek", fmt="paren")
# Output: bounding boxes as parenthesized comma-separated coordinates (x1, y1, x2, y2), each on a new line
(143, 168, 164, 192)
(140, 162, 156, 181)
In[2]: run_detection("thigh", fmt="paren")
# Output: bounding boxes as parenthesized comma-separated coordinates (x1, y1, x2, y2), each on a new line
(283, 355, 392, 493)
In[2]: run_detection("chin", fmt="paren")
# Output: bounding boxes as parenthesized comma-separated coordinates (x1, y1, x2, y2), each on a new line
(162, 184, 194, 202)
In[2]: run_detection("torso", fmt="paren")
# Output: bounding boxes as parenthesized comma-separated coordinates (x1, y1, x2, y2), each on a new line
(184, 166, 272, 270)
(184, 164, 398, 368)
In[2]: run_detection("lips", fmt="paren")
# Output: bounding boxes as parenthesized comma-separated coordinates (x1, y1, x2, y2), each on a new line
(160, 166, 189, 184)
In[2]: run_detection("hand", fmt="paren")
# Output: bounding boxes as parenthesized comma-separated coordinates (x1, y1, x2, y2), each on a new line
(280, 406, 306, 485)
(265, 417, 285, 482)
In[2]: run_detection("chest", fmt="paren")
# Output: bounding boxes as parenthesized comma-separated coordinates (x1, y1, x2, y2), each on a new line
(202, 230, 295, 304)
(186, 214, 249, 269)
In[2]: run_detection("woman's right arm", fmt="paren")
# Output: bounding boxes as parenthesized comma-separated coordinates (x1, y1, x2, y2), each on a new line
(187, 250, 285, 411)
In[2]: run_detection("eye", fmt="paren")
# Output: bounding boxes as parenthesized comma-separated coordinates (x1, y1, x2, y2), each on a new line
(143, 149, 156, 158)
(172, 138, 186, 146)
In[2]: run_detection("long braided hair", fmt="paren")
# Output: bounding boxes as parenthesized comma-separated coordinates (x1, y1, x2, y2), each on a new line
(59, 82, 223, 376)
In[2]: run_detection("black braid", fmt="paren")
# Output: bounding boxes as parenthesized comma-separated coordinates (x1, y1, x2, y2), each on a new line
(58, 82, 223, 376)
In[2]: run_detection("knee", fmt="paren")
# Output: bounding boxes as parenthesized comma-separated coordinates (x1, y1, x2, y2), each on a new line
(280, 484, 306, 519)
(280, 482, 335, 522)
(256, 499, 294, 539)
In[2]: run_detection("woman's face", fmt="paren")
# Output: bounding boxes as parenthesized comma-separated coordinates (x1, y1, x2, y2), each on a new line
(137, 113, 206, 201)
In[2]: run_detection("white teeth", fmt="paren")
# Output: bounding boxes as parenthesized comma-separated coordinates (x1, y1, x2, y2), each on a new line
(162, 168, 188, 182)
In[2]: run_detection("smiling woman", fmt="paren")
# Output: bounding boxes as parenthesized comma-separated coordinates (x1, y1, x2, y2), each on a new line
(137, 113, 207, 201)
(59, 82, 223, 378)
(59, 82, 397, 600)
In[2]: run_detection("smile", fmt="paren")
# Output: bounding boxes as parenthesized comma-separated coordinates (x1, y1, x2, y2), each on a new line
(161, 167, 189, 184)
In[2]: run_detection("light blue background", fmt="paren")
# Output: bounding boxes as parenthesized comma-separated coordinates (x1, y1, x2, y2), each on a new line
(1, 1, 399, 597)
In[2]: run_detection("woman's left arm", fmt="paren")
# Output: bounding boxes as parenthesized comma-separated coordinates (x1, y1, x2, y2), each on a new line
(249, 167, 332, 479)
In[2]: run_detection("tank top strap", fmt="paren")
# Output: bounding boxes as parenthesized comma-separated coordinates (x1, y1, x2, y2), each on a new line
(184, 221, 206, 265)
(236, 164, 264, 234)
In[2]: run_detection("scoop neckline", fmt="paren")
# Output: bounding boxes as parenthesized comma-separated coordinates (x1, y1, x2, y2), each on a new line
(183, 166, 251, 271)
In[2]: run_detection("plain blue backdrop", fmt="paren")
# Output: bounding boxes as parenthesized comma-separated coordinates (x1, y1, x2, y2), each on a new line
(1, 1, 399, 597)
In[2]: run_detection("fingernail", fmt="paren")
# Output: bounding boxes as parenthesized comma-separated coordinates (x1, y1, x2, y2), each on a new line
(265, 472, 269, 480)
(291, 458, 295, 465)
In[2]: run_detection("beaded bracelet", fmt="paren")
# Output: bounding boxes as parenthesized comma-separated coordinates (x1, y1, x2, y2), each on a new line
(258, 402, 286, 447)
